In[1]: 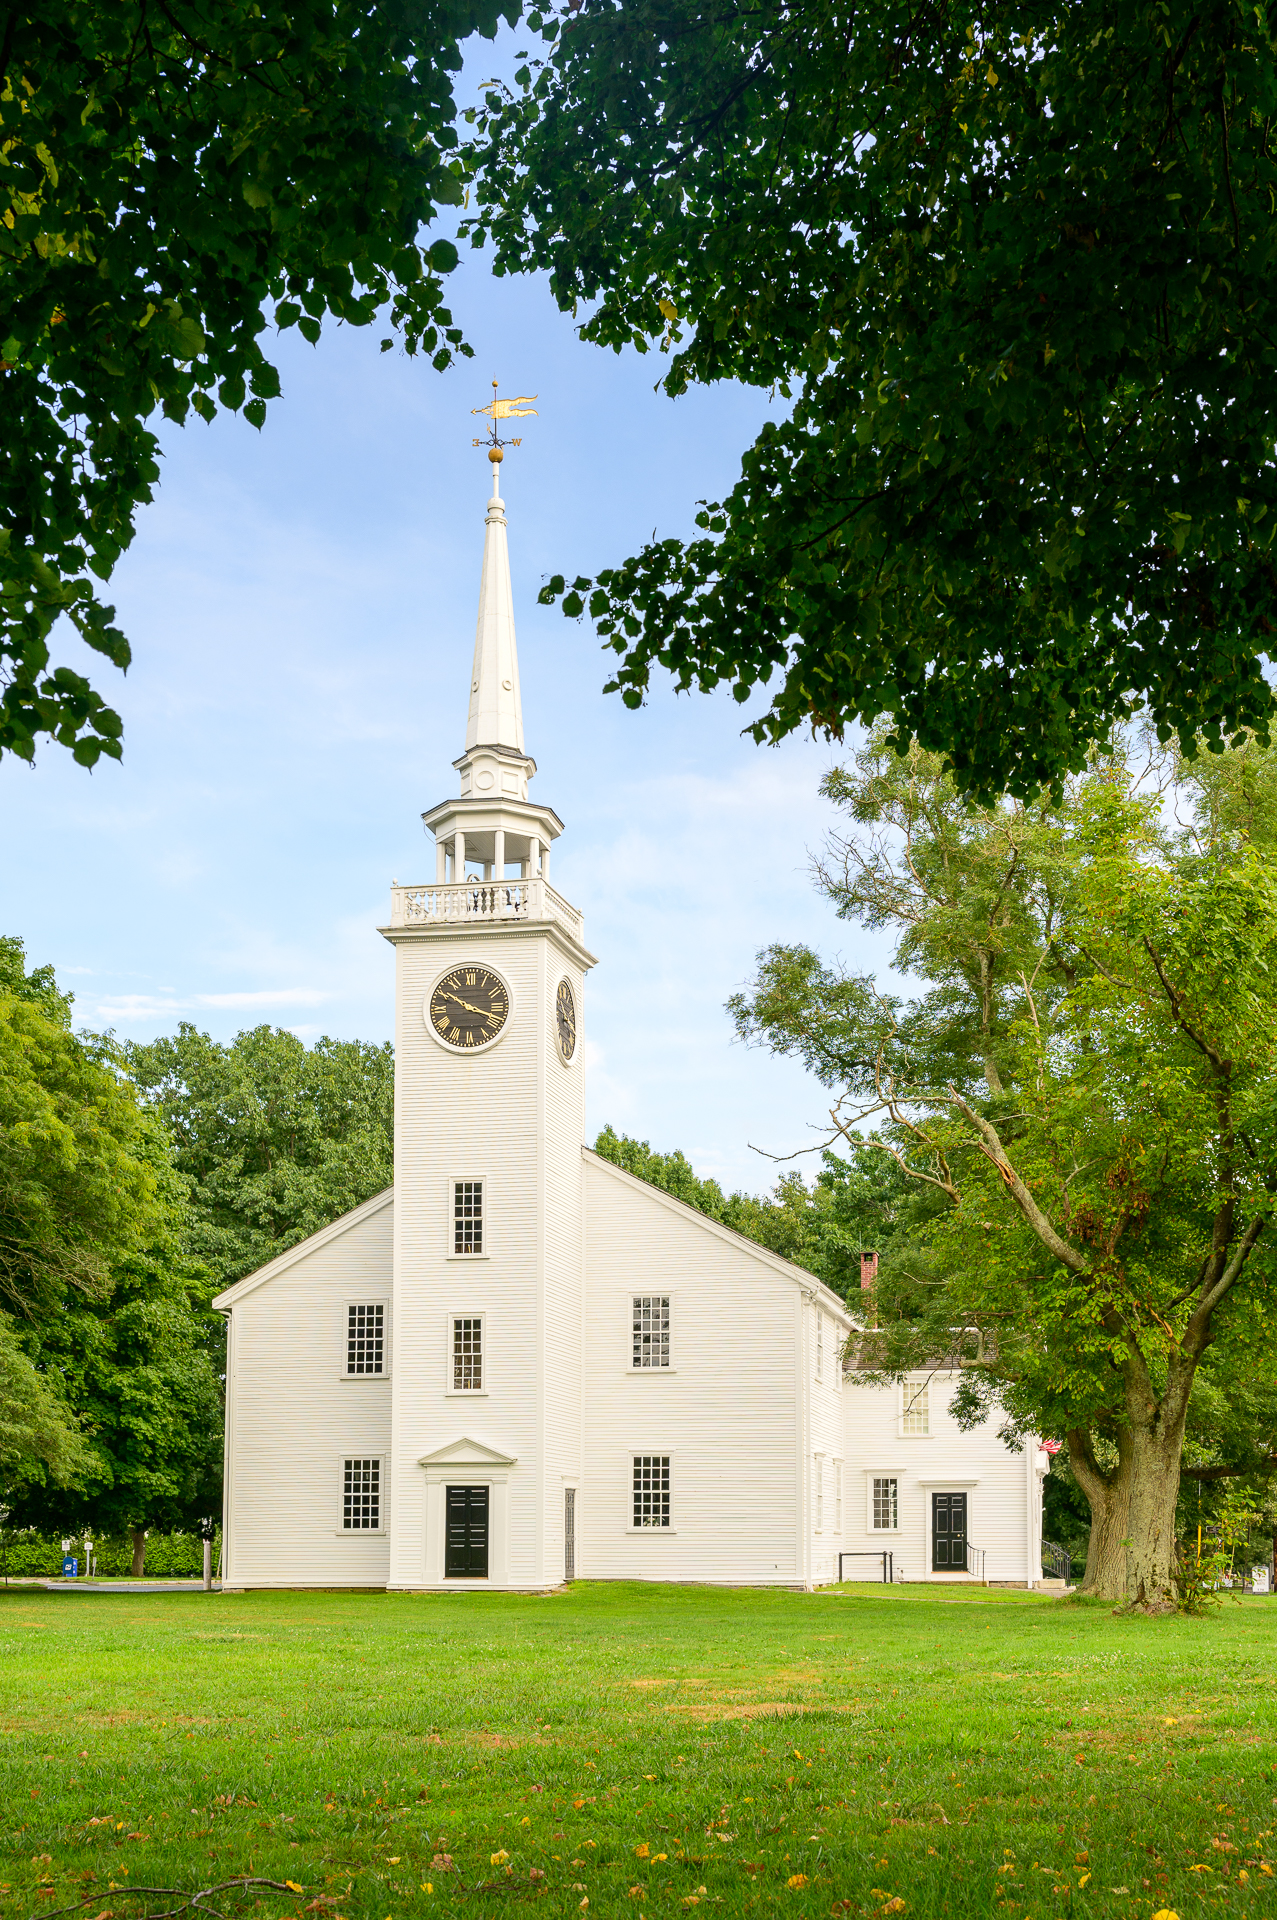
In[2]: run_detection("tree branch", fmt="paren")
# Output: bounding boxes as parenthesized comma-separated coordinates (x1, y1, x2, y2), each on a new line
(946, 1089, 1090, 1272)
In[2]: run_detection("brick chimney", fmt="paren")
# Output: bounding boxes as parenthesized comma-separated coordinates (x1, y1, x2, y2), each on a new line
(860, 1250, 878, 1329)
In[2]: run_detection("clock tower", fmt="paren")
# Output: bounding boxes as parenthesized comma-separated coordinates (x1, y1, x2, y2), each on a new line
(380, 439, 596, 1590)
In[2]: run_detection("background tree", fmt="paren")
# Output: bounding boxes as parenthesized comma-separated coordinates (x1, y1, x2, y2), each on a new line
(0, 937, 219, 1562)
(126, 1024, 395, 1293)
(6, 1167, 224, 1574)
(731, 736, 1277, 1609)
(473, 0, 1277, 798)
(1, 0, 512, 769)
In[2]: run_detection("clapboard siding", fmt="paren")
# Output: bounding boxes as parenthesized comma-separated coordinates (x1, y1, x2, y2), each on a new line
(841, 1372, 1037, 1585)
(581, 1153, 853, 1587)
(219, 1195, 393, 1588)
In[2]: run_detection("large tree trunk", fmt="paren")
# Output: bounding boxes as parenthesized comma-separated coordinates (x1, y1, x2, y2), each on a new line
(1122, 1399, 1191, 1612)
(1068, 1427, 1133, 1599)
(130, 1527, 146, 1578)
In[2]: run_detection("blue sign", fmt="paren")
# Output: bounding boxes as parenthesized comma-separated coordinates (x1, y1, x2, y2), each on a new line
(62, 1556, 78, 1578)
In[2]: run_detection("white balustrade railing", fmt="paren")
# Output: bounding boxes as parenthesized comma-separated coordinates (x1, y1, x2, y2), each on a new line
(389, 877, 583, 942)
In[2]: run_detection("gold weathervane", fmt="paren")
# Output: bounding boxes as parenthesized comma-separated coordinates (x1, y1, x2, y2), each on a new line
(471, 379, 538, 466)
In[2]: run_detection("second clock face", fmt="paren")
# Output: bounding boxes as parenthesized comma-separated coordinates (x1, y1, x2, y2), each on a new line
(429, 966, 510, 1050)
(555, 978, 577, 1062)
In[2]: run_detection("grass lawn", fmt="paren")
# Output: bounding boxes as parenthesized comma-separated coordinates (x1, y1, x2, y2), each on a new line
(2, 1582, 1275, 1920)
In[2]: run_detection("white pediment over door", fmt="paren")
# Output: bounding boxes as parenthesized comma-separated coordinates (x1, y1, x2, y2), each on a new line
(418, 1436, 518, 1470)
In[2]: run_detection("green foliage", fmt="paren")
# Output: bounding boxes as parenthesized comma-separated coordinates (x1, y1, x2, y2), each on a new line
(0, 937, 162, 1320)
(0, 0, 514, 770)
(126, 1023, 395, 1292)
(0, 1526, 216, 1578)
(6, 1185, 225, 1538)
(472, 0, 1277, 799)
(0, 1316, 89, 1495)
(0, 936, 221, 1519)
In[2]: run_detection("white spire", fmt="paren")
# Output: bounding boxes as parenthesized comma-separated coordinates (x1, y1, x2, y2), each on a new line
(465, 456, 525, 754)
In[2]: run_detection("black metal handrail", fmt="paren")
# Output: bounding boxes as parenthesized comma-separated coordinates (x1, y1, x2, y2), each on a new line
(964, 1539, 986, 1582)
(1042, 1538, 1072, 1583)
(838, 1549, 895, 1584)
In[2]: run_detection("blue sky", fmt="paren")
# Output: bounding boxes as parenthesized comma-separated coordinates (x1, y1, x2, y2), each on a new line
(1, 38, 899, 1192)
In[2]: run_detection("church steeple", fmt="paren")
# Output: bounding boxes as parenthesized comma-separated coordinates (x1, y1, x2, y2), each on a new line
(465, 452, 525, 756)
(416, 435, 565, 890)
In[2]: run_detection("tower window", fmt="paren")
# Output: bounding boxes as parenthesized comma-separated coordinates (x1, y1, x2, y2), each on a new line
(632, 1295, 670, 1368)
(342, 1458, 381, 1530)
(346, 1304, 384, 1376)
(453, 1316, 483, 1391)
(454, 1180, 483, 1254)
(632, 1455, 671, 1528)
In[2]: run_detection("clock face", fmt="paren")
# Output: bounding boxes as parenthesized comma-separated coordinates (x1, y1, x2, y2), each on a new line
(428, 966, 510, 1050)
(555, 978, 577, 1062)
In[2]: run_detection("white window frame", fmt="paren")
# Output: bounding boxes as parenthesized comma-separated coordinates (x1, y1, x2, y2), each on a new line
(448, 1176, 488, 1259)
(630, 1292, 674, 1371)
(868, 1473, 900, 1533)
(337, 1454, 386, 1536)
(446, 1310, 488, 1396)
(813, 1453, 825, 1532)
(899, 1377, 931, 1437)
(340, 1300, 389, 1381)
(627, 1451, 675, 1532)
(816, 1310, 824, 1383)
(835, 1458, 843, 1532)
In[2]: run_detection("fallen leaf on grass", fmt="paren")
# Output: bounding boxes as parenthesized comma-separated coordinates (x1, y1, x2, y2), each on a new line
(881, 1903, 906, 1917)
(787, 1875, 809, 1890)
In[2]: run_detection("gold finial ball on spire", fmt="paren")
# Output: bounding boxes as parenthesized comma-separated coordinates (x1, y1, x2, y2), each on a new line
(489, 446, 504, 464)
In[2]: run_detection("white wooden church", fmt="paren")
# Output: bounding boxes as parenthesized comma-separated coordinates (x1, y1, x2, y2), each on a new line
(214, 440, 1052, 1593)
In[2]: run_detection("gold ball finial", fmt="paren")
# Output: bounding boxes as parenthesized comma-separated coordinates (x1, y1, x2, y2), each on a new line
(489, 446, 504, 464)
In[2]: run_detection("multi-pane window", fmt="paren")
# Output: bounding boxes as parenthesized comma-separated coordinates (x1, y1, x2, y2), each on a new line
(346, 1303, 384, 1375)
(816, 1311, 824, 1382)
(454, 1181, 483, 1254)
(872, 1476, 899, 1530)
(902, 1380, 930, 1435)
(632, 1296, 671, 1369)
(633, 1455, 671, 1528)
(814, 1455, 825, 1531)
(453, 1317, 483, 1390)
(835, 1459, 843, 1531)
(343, 1457, 380, 1530)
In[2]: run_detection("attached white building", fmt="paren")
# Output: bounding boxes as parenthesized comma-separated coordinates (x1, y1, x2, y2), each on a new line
(214, 447, 1051, 1593)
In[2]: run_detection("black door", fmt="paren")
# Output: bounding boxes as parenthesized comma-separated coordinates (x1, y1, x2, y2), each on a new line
(445, 1485, 489, 1578)
(564, 1487, 576, 1582)
(932, 1492, 967, 1571)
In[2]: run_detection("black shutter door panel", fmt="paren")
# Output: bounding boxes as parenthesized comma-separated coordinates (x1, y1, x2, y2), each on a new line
(466, 1487, 489, 1576)
(932, 1493, 968, 1571)
(445, 1485, 490, 1579)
